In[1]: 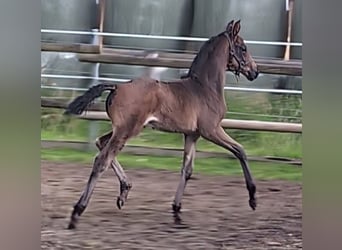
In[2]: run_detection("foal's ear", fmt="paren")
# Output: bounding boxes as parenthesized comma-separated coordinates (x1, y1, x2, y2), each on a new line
(232, 20, 241, 37)
(226, 20, 234, 35)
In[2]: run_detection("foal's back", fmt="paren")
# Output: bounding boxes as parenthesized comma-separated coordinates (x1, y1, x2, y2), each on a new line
(107, 77, 202, 134)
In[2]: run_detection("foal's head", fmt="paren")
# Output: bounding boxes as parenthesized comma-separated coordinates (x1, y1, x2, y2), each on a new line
(224, 20, 259, 81)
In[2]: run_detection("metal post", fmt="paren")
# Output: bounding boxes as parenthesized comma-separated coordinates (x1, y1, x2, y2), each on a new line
(86, 28, 100, 151)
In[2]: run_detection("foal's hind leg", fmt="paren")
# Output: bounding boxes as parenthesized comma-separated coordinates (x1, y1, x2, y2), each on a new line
(68, 132, 128, 229)
(201, 126, 257, 210)
(173, 133, 200, 214)
(95, 131, 132, 209)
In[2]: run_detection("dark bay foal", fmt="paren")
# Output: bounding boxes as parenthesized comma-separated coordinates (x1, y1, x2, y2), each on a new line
(65, 20, 259, 229)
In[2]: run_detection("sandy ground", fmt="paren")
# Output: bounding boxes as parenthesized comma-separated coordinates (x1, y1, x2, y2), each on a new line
(41, 161, 302, 249)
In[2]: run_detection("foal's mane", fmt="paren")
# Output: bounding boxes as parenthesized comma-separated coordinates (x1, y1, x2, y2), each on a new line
(187, 32, 228, 80)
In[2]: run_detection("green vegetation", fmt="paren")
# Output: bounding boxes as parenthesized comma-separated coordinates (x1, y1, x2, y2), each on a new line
(41, 148, 301, 181)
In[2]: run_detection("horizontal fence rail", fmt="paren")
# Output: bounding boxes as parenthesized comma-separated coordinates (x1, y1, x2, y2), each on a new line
(76, 111, 302, 133)
(41, 98, 302, 133)
(77, 53, 302, 76)
(41, 43, 100, 54)
(41, 42, 302, 76)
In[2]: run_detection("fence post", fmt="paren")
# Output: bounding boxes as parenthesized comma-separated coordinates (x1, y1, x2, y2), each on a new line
(86, 28, 101, 151)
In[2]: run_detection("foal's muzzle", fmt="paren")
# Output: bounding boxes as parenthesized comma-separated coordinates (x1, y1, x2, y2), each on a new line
(247, 70, 259, 81)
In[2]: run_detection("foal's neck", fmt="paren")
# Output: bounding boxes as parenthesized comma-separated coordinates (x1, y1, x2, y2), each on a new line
(188, 34, 229, 93)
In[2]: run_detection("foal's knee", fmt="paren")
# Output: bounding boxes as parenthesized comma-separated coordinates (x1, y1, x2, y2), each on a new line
(232, 144, 247, 160)
(182, 168, 193, 181)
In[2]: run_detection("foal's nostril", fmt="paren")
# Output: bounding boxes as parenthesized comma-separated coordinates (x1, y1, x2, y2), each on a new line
(248, 70, 259, 80)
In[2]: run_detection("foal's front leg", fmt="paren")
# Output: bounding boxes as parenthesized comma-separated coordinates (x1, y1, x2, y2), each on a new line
(173, 133, 200, 214)
(201, 126, 257, 210)
(95, 131, 132, 209)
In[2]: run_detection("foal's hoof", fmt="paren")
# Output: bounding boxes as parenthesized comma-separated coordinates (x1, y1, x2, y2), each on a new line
(67, 223, 76, 230)
(173, 212, 182, 225)
(67, 221, 76, 230)
(249, 198, 257, 210)
(116, 197, 125, 210)
(172, 203, 182, 213)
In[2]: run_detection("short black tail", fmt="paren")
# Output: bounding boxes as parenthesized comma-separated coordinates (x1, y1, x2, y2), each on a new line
(64, 83, 116, 115)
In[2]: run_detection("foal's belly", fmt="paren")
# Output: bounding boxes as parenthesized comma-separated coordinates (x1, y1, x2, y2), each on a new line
(145, 121, 183, 133)
(143, 115, 197, 134)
